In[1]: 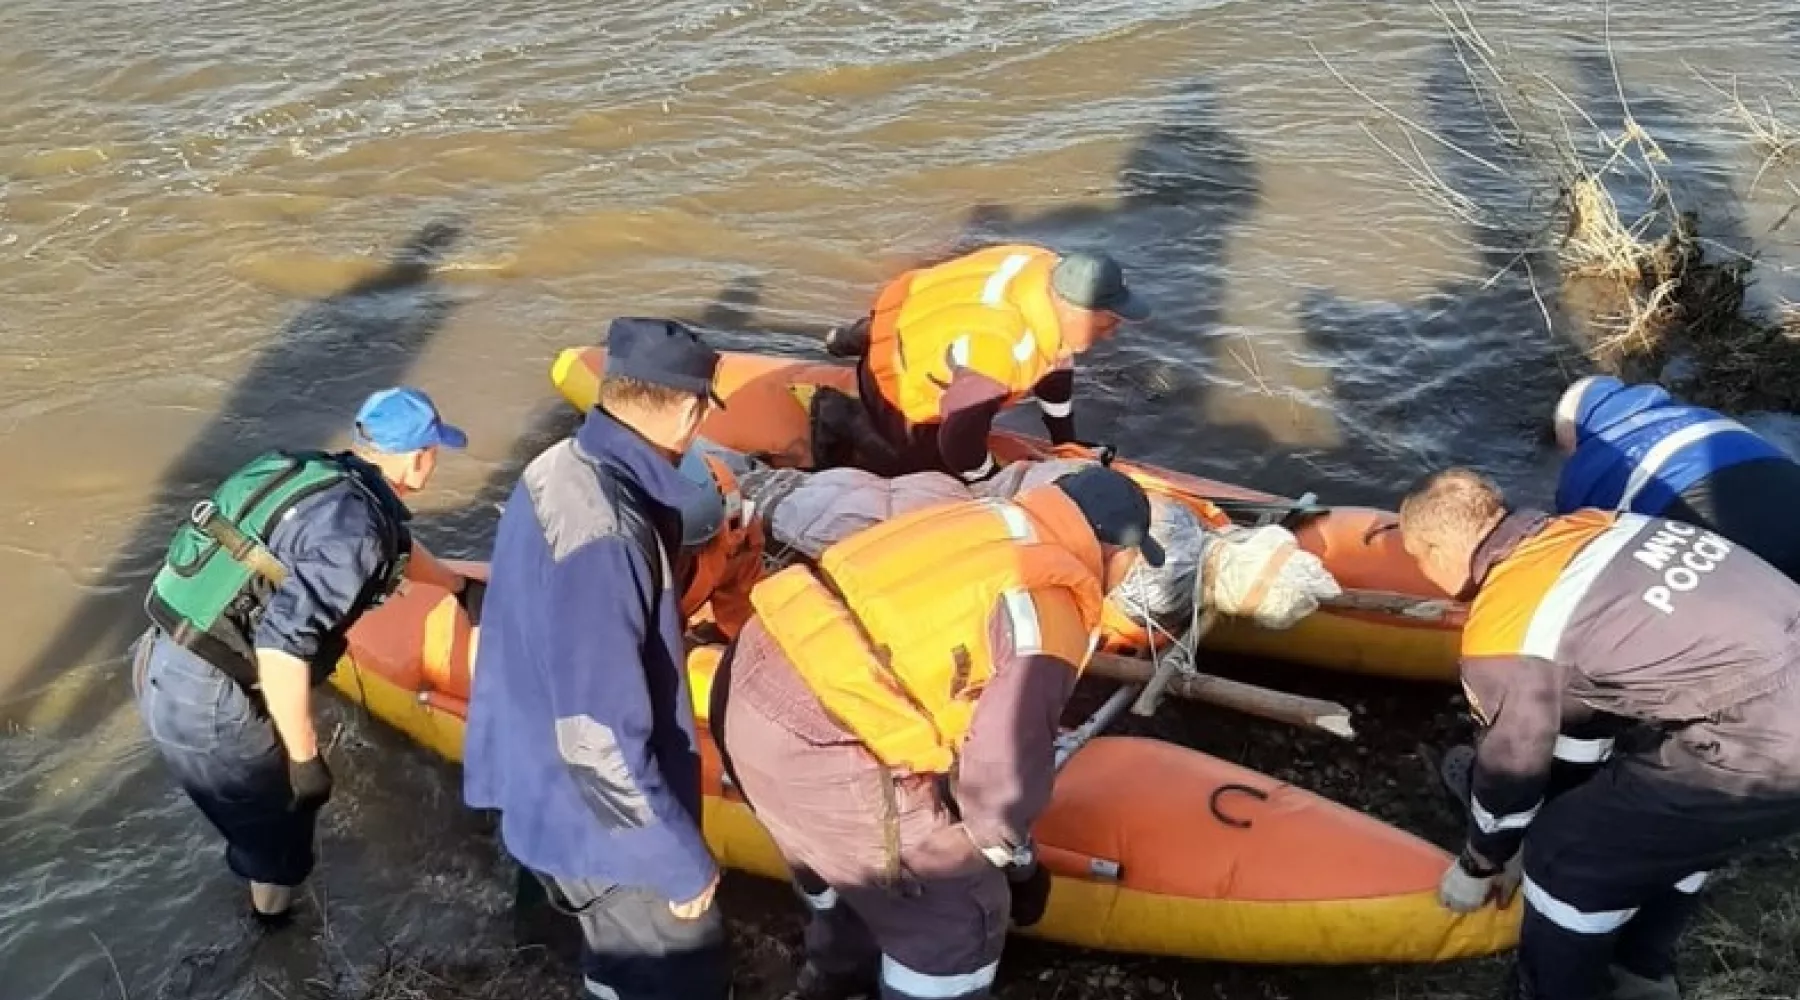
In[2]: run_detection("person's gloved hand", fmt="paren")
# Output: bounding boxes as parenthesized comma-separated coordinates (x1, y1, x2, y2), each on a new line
(1006, 861, 1052, 928)
(455, 576, 487, 623)
(1438, 853, 1522, 913)
(288, 755, 334, 812)
(1073, 441, 1117, 466)
(1202, 526, 1343, 630)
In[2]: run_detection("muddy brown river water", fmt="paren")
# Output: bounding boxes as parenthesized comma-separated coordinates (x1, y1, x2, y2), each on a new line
(3, 1, 1798, 997)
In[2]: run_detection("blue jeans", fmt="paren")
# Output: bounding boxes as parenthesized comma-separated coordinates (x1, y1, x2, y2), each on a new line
(132, 631, 318, 887)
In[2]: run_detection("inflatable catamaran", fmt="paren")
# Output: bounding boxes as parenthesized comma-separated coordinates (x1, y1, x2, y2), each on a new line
(332, 347, 1517, 965)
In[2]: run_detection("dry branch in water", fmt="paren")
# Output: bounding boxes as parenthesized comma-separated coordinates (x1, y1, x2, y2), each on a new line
(1314, 0, 1800, 413)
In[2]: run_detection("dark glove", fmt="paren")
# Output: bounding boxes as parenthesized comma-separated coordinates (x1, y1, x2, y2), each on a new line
(959, 455, 1003, 485)
(288, 755, 334, 812)
(455, 576, 487, 624)
(1005, 861, 1051, 928)
(1075, 441, 1117, 467)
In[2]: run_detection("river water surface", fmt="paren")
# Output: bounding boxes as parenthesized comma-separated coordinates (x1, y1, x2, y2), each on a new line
(3, 1, 1798, 997)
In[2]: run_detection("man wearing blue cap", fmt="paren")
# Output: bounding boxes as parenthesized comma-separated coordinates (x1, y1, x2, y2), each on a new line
(138, 386, 475, 925)
(467, 317, 732, 1000)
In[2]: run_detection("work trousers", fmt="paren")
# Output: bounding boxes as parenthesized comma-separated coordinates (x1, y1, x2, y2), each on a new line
(523, 870, 731, 1000)
(719, 684, 1009, 1000)
(1513, 754, 1800, 1000)
(132, 630, 319, 887)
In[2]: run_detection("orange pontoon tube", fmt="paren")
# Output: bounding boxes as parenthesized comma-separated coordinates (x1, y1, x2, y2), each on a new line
(337, 575, 1518, 965)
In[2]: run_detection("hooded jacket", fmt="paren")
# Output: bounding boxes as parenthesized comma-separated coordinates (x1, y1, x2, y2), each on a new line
(1554, 375, 1786, 516)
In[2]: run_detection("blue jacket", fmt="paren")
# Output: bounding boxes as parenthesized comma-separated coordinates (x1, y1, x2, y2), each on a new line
(1555, 376, 1787, 516)
(254, 455, 410, 684)
(464, 410, 717, 902)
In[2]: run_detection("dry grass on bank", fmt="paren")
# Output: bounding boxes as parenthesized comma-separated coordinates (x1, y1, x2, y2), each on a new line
(1317, 0, 1800, 415)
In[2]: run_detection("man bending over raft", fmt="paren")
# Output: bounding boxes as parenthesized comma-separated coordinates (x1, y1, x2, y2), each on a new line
(823, 244, 1150, 482)
(712, 464, 1166, 1000)
(466, 318, 733, 1000)
(1400, 467, 1800, 1000)
(1552, 374, 1800, 580)
(137, 387, 477, 924)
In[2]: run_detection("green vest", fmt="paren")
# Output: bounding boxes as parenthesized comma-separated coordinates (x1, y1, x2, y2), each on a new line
(145, 450, 408, 684)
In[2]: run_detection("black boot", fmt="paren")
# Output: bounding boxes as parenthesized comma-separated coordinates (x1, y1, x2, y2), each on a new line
(823, 318, 871, 359)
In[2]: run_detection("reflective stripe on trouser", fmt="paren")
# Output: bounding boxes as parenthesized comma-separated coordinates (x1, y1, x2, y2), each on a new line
(1514, 756, 1800, 1000)
(793, 865, 880, 984)
(720, 689, 1009, 1000)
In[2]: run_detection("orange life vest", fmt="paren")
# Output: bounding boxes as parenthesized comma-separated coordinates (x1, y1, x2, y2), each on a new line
(680, 453, 764, 640)
(749, 485, 1107, 773)
(865, 244, 1070, 426)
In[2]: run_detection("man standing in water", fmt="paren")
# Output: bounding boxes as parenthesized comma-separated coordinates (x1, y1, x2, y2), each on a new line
(466, 318, 732, 1000)
(825, 244, 1150, 481)
(137, 387, 477, 923)
(1400, 467, 1800, 1000)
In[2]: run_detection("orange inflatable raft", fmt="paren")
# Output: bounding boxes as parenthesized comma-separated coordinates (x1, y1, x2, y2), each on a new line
(551, 346, 1465, 682)
(336, 576, 1519, 964)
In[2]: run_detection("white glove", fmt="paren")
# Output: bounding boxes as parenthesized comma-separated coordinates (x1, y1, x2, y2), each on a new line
(1437, 854, 1523, 913)
(1201, 526, 1343, 629)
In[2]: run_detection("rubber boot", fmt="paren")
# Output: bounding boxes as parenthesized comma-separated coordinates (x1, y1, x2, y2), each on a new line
(1609, 966, 1680, 1000)
(786, 963, 875, 1000)
(249, 882, 294, 927)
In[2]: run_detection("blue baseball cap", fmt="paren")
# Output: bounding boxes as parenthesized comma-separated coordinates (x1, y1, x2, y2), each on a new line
(351, 387, 468, 453)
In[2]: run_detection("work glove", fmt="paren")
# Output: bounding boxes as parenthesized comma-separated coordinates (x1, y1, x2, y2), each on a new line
(1073, 441, 1117, 466)
(1437, 852, 1522, 913)
(1201, 526, 1343, 630)
(455, 576, 487, 624)
(288, 755, 334, 813)
(1006, 860, 1052, 928)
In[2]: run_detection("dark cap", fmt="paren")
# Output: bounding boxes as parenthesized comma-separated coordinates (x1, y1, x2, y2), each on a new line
(604, 317, 726, 408)
(1050, 251, 1150, 321)
(1054, 465, 1164, 567)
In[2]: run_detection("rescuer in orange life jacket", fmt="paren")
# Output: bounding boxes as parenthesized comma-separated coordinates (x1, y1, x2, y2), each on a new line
(823, 245, 1150, 483)
(711, 464, 1164, 1000)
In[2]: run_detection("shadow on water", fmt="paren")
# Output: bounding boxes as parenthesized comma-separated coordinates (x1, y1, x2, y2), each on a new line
(942, 79, 1280, 490)
(2, 219, 468, 727)
(409, 273, 796, 552)
(1294, 38, 1578, 509)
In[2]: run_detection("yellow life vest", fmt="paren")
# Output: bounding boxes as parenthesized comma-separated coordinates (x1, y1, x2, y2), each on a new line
(749, 485, 1106, 773)
(865, 245, 1069, 426)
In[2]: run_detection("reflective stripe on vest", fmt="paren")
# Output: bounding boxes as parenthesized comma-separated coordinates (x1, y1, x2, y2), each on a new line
(749, 487, 1105, 773)
(866, 246, 1065, 425)
(1616, 417, 1750, 511)
(1518, 516, 1647, 660)
(1464, 512, 1648, 665)
(981, 252, 1034, 306)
